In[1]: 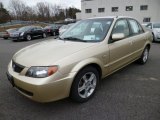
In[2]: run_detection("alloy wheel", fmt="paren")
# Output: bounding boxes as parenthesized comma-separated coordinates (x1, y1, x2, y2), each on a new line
(143, 48, 149, 63)
(26, 35, 31, 41)
(78, 72, 97, 99)
(43, 33, 46, 38)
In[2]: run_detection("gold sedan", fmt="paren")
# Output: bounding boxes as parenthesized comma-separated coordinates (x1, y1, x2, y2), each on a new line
(7, 16, 152, 103)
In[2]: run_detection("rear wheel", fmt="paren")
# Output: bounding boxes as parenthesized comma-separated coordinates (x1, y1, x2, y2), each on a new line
(52, 32, 56, 36)
(152, 33, 155, 42)
(70, 66, 99, 103)
(3, 37, 8, 40)
(137, 46, 149, 64)
(42, 33, 47, 38)
(26, 34, 32, 41)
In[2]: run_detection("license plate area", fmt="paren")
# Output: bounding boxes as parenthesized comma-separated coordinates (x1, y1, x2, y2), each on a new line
(6, 72, 15, 87)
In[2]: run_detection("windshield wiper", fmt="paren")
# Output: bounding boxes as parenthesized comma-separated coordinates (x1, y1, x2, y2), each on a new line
(57, 36, 63, 40)
(63, 37, 87, 42)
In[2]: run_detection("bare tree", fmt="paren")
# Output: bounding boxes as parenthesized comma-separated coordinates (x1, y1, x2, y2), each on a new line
(36, 2, 51, 21)
(9, 0, 26, 19)
(7, 0, 80, 22)
(0, 2, 10, 23)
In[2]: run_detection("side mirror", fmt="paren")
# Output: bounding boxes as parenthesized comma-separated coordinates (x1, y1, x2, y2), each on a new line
(112, 33, 125, 41)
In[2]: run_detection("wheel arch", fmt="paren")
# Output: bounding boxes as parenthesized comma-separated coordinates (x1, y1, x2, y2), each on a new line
(70, 58, 103, 80)
(76, 63, 102, 80)
(146, 43, 151, 50)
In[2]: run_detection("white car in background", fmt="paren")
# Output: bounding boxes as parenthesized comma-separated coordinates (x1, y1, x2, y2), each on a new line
(59, 23, 74, 35)
(146, 22, 160, 42)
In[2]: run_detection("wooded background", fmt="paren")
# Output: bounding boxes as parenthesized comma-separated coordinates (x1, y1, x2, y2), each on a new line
(0, 0, 81, 23)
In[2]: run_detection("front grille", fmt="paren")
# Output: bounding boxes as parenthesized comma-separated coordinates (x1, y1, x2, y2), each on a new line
(12, 61, 25, 73)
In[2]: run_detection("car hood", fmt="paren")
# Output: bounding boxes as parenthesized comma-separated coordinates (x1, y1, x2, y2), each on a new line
(13, 39, 96, 67)
(13, 31, 21, 34)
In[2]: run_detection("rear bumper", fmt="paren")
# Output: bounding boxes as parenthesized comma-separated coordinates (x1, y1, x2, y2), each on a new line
(154, 37, 160, 41)
(0, 35, 9, 38)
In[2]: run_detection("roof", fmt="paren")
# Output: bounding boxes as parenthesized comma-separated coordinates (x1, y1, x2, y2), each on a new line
(87, 16, 134, 20)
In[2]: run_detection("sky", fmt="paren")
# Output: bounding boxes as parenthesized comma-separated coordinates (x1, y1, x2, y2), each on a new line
(0, 0, 81, 9)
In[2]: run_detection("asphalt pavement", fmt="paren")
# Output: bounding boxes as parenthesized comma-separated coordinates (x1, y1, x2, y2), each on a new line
(0, 37, 160, 120)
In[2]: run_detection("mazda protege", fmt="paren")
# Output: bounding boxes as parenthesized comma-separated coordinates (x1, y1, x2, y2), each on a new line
(7, 16, 152, 103)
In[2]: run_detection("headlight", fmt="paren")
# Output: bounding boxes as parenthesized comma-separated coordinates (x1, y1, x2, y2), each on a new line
(20, 32, 24, 36)
(26, 66, 58, 78)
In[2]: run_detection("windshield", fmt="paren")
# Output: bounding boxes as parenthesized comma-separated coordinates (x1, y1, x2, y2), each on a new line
(18, 26, 32, 32)
(153, 23, 160, 28)
(60, 18, 113, 42)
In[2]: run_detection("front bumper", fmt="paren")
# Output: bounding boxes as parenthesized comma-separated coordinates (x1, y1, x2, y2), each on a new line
(154, 33, 160, 41)
(7, 62, 76, 102)
(11, 36, 24, 40)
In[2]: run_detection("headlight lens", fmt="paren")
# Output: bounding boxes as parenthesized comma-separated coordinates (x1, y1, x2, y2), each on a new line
(26, 66, 58, 78)
(20, 32, 24, 36)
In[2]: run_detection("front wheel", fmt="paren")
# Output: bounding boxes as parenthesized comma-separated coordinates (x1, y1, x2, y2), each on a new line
(26, 34, 32, 41)
(137, 47, 149, 64)
(70, 66, 99, 103)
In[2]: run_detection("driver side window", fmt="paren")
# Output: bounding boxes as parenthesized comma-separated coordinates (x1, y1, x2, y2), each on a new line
(113, 19, 130, 38)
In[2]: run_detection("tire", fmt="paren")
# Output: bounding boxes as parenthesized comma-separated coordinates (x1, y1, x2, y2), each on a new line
(137, 46, 149, 64)
(70, 66, 99, 103)
(3, 37, 8, 40)
(52, 32, 56, 36)
(42, 33, 47, 38)
(26, 34, 32, 41)
(152, 33, 155, 42)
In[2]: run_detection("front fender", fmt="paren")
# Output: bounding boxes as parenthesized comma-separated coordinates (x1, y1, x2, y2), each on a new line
(70, 57, 104, 74)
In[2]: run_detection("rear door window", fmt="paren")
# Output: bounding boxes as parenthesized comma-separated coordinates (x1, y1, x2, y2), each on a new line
(128, 19, 142, 35)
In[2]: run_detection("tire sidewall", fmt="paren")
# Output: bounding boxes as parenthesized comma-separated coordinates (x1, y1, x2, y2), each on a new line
(3, 37, 8, 40)
(70, 66, 99, 103)
(139, 47, 149, 64)
(53, 32, 56, 36)
(152, 33, 155, 42)
(26, 34, 32, 41)
(43, 33, 46, 38)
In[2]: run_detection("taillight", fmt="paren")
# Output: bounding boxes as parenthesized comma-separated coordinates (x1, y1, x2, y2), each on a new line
(6, 31, 9, 35)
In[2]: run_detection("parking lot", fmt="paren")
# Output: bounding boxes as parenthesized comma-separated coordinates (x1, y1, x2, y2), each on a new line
(0, 37, 160, 120)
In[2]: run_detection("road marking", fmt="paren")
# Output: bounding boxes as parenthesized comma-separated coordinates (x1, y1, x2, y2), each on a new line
(138, 77, 159, 81)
